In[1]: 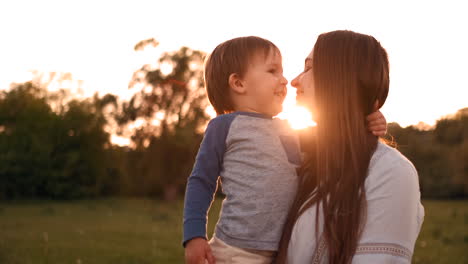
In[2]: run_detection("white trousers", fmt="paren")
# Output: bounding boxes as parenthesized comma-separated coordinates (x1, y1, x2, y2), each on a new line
(208, 236, 275, 264)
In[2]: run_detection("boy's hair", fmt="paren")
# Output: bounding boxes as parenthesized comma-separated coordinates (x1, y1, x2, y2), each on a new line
(204, 36, 280, 115)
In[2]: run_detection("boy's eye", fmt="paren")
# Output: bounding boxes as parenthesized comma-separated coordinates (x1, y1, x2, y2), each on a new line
(268, 69, 276, 73)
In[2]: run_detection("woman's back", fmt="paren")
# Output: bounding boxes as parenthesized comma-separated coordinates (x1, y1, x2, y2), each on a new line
(287, 141, 424, 263)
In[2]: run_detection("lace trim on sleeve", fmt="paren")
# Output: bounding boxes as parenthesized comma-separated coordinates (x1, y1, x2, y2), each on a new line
(356, 243, 412, 260)
(311, 234, 326, 264)
(311, 236, 412, 263)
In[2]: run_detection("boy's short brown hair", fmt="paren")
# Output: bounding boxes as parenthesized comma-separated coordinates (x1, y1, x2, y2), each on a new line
(204, 36, 280, 115)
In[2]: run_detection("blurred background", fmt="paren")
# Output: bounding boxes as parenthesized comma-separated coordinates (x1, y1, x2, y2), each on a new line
(0, 0, 467, 263)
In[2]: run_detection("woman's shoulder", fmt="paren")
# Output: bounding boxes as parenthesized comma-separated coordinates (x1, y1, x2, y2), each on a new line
(370, 141, 417, 173)
(366, 141, 419, 192)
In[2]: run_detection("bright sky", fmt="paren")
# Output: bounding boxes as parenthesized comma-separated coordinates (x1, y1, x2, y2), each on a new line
(1, 0, 467, 131)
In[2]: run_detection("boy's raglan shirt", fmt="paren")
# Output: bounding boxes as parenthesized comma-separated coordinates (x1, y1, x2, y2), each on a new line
(183, 113, 236, 244)
(183, 111, 301, 251)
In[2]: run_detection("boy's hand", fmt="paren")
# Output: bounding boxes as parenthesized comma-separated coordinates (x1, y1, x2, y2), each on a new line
(367, 110, 387, 136)
(185, 237, 215, 264)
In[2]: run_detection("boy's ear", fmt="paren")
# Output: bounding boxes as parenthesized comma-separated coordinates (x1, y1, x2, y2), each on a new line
(228, 73, 247, 94)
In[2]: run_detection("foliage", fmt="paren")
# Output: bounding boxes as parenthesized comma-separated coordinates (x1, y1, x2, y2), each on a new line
(385, 108, 468, 199)
(0, 41, 210, 200)
(0, 82, 118, 199)
(116, 44, 210, 199)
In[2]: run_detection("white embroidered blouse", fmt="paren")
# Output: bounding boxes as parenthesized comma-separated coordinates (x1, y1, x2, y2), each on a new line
(287, 142, 425, 263)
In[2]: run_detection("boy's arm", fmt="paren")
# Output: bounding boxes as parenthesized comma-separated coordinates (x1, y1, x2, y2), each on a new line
(184, 117, 232, 264)
(367, 110, 387, 136)
(183, 117, 230, 246)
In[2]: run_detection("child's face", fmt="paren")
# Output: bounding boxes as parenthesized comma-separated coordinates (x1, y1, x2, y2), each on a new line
(242, 49, 288, 116)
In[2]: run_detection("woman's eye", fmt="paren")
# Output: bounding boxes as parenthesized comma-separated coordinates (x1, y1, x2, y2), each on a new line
(268, 69, 276, 73)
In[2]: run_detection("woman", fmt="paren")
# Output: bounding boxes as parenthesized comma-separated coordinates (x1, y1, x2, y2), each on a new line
(275, 30, 424, 263)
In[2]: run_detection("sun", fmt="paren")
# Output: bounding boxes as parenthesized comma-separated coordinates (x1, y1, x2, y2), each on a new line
(204, 99, 316, 130)
(278, 105, 316, 130)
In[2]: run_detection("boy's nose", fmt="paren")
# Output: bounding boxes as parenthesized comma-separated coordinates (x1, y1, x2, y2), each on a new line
(280, 75, 288, 85)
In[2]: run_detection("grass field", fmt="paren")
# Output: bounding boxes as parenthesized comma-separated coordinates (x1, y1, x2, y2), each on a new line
(0, 199, 467, 264)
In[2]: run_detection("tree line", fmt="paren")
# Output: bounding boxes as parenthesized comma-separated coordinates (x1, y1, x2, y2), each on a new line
(384, 109, 468, 199)
(0, 40, 466, 200)
(0, 42, 209, 200)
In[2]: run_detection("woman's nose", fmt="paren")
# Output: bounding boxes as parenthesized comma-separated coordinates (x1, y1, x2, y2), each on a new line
(291, 74, 300, 88)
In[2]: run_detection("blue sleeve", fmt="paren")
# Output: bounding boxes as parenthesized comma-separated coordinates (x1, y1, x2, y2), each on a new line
(182, 115, 234, 246)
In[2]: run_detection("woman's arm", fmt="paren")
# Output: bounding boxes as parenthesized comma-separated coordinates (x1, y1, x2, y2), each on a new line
(352, 151, 425, 263)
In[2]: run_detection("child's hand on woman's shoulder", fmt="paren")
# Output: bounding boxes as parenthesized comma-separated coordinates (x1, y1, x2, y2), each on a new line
(185, 237, 216, 264)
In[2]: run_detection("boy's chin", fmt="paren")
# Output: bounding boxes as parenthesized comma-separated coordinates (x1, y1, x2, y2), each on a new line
(271, 107, 283, 116)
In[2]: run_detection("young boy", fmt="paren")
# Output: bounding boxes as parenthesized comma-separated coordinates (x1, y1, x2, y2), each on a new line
(183, 36, 386, 264)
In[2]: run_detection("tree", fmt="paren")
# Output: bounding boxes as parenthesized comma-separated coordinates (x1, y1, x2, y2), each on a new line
(117, 40, 210, 199)
(385, 108, 468, 199)
(0, 82, 56, 198)
(0, 82, 119, 199)
(439, 108, 468, 196)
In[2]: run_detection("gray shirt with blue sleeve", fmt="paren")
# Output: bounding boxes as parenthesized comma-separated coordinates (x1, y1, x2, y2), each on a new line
(183, 111, 301, 251)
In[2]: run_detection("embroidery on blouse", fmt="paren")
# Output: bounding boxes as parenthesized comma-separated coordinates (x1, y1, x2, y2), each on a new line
(311, 234, 326, 264)
(355, 243, 413, 260)
(311, 238, 412, 263)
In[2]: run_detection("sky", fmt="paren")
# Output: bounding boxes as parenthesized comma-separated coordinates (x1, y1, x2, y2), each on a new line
(1, 0, 467, 131)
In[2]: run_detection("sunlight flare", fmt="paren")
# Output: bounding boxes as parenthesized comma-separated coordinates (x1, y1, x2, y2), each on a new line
(279, 105, 316, 130)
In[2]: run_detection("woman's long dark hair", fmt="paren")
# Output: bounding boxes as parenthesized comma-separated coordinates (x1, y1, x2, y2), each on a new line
(276, 30, 389, 264)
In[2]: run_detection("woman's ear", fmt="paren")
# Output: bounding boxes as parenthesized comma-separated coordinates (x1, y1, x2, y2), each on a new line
(228, 73, 247, 94)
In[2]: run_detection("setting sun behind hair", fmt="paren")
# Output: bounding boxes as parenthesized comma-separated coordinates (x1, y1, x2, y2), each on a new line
(278, 105, 316, 130)
(205, 88, 316, 130)
(277, 85, 316, 130)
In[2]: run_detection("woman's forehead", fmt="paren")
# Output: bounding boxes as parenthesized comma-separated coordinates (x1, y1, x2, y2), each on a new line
(305, 50, 313, 66)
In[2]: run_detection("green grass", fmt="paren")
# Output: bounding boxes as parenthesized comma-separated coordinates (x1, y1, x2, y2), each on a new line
(413, 200, 468, 264)
(0, 199, 466, 264)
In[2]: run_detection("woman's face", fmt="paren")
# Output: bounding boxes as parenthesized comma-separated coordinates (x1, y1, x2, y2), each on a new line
(292, 50, 315, 111)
